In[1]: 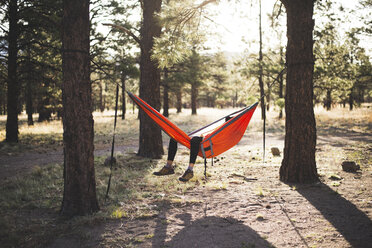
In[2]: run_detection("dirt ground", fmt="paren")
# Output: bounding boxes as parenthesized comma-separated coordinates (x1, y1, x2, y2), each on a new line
(0, 107, 371, 248)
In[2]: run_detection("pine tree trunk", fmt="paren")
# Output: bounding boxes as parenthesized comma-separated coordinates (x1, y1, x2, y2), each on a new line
(191, 83, 197, 115)
(163, 68, 169, 117)
(6, 0, 19, 143)
(279, 0, 318, 183)
(349, 91, 354, 111)
(121, 73, 126, 120)
(98, 81, 104, 112)
(26, 47, 34, 126)
(26, 79, 34, 126)
(258, 0, 265, 120)
(138, 0, 164, 158)
(325, 89, 332, 110)
(61, 0, 99, 216)
(176, 88, 182, 113)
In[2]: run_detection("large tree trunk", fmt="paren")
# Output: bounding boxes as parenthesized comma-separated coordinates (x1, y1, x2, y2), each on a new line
(162, 68, 169, 117)
(6, 0, 19, 143)
(191, 83, 197, 115)
(138, 0, 164, 158)
(279, 0, 318, 183)
(61, 0, 99, 216)
(121, 72, 126, 120)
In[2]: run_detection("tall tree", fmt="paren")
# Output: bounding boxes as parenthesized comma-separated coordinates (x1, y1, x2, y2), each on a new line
(60, 0, 99, 216)
(279, 0, 318, 183)
(5, 0, 19, 142)
(258, 0, 265, 120)
(137, 0, 164, 158)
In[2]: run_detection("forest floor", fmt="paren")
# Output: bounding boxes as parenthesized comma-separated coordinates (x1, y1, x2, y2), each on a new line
(0, 106, 371, 248)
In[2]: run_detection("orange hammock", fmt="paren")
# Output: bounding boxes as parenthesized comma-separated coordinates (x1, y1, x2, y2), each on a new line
(127, 91, 258, 159)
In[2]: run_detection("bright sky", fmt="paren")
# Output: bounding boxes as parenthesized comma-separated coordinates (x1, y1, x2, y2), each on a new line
(97, 0, 371, 57)
(201, 0, 371, 56)
(202, 0, 282, 54)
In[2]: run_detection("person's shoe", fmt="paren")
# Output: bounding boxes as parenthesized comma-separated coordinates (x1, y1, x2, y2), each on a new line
(179, 169, 194, 182)
(153, 166, 175, 176)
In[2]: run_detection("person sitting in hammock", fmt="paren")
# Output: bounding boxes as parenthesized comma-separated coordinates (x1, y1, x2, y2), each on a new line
(153, 116, 233, 182)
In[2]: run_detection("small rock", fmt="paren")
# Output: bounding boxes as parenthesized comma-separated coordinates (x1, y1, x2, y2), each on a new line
(104, 156, 117, 166)
(328, 174, 342, 180)
(271, 147, 281, 156)
(341, 161, 360, 172)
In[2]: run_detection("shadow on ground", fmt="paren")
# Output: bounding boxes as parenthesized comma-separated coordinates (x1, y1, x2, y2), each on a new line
(297, 183, 372, 248)
(152, 212, 274, 248)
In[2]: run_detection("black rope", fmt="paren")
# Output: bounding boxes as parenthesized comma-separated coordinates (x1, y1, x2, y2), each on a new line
(263, 106, 266, 164)
(260, 67, 286, 164)
(105, 83, 120, 201)
(204, 158, 207, 179)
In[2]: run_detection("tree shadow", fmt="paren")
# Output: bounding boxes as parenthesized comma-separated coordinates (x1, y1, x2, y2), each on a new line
(152, 206, 274, 248)
(296, 183, 372, 247)
(317, 126, 372, 145)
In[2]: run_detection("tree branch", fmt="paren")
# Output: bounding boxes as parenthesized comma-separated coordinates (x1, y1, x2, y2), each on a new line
(103, 23, 141, 45)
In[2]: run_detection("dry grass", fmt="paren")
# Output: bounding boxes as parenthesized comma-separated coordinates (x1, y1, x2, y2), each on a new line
(0, 104, 371, 247)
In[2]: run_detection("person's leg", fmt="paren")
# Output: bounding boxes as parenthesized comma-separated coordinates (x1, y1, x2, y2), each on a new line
(188, 136, 203, 169)
(179, 136, 202, 181)
(154, 138, 177, 176)
(166, 138, 178, 167)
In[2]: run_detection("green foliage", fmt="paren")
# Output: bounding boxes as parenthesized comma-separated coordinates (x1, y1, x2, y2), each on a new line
(152, 0, 210, 69)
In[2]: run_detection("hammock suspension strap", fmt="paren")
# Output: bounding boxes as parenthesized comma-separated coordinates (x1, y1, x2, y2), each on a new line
(105, 84, 119, 201)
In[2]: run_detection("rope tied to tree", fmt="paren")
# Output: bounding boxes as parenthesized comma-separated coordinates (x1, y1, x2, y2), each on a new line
(105, 83, 120, 201)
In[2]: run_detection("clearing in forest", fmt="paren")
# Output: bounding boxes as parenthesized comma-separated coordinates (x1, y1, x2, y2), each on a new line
(0, 106, 371, 248)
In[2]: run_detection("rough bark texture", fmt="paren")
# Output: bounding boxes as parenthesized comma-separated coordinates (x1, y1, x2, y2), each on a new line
(61, 0, 99, 216)
(279, 0, 318, 183)
(6, 0, 19, 143)
(138, 0, 164, 158)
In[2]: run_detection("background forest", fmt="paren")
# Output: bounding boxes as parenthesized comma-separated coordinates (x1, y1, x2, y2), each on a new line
(0, 0, 371, 247)
(0, 0, 370, 127)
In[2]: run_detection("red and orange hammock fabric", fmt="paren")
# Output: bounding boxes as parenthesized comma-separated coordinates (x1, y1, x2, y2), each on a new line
(127, 91, 258, 159)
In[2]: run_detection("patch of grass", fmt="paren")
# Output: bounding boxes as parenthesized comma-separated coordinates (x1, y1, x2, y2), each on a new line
(255, 186, 265, 197)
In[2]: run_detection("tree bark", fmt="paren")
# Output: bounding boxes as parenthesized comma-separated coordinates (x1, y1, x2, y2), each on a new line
(279, 0, 318, 183)
(61, 0, 99, 216)
(348, 90, 354, 111)
(26, 79, 34, 125)
(121, 72, 126, 120)
(98, 80, 104, 112)
(138, 0, 164, 158)
(176, 88, 182, 113)
(325, 89, 332, 110)
(191, 83, 197, 115)
(162, 68, 169, 117)
(6, 0, 19, 143)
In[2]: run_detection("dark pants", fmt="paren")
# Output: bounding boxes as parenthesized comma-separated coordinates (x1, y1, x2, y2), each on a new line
(167, 137, 203, 164)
